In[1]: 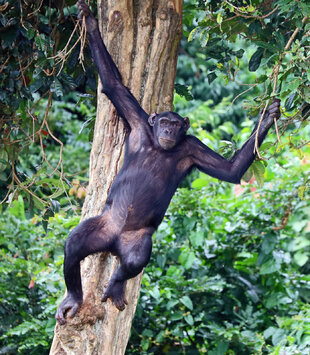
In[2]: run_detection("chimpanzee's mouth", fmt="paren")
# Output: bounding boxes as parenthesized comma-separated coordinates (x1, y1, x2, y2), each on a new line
(159, 138, 174, 143)
(159, 138, 175, 149)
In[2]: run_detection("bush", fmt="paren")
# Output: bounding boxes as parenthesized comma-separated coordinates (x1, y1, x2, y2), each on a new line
(0, 197, 78, 354)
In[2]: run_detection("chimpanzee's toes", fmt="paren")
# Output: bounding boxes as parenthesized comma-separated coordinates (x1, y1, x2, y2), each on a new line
(55, 295, 82, 324)
(114, 299, 126, 311)
(102, 286, 127, 311)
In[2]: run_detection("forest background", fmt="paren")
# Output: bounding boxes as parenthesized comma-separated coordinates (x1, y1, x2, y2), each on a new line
(0, 0, 309, 354)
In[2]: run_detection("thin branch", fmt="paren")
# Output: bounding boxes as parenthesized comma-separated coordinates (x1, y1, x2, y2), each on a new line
(223, 1, 279, 20)
(230, 83, 258, 108)
(50, 19, 85, 75)
(0, 176, 13, 205)
(0, 55, 10, 74)
(12, 162, 46, 205)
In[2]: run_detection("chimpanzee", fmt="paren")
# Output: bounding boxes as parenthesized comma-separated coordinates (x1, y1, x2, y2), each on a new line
(56, 0, 281, 324)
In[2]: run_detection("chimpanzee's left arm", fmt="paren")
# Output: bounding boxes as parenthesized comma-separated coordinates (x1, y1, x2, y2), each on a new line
(188, 100, 281, 183)
(77, 0, 148, 128)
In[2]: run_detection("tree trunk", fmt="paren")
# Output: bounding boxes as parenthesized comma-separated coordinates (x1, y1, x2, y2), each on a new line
(50, 0, 182, 354)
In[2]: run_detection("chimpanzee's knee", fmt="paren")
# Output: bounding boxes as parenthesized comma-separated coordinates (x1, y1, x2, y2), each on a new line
(65, 215, 110, 261)
(122, 234, 152, 278)
(64, 228, 85, 261)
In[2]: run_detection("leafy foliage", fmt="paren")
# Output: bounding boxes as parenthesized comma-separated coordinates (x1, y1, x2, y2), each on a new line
(0, 197, 78, 354)
(183, 0, 310, 150)
(0, 0, 95, 216)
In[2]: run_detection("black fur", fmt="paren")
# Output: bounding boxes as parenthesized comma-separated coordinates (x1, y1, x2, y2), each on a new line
(55, 0, 281, 324)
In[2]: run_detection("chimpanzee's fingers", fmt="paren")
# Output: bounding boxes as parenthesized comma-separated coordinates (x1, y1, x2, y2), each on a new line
(68, 303, 80, 319)
(269, 99, 280, 108)
(77, 0, 90, 19)
(268, 99, 280, 111)
(268, 105, 280, 114)
(56, 306, 68, 325)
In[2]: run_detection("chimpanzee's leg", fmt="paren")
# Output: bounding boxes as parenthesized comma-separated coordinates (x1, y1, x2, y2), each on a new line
(56, 215, 115, 324)
(102, 231, 153, 311)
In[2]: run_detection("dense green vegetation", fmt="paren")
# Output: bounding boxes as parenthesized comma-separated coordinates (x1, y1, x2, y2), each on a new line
(0, 0, 309, 354)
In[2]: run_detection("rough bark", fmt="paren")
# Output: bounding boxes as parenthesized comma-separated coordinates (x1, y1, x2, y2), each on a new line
(50, 0, 182, 354)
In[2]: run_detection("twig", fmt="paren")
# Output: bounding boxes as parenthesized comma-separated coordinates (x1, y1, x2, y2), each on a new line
(0, 56, 10, 74)
(224, 1, 279, 20)
(12, 162, 46, 205)
(0, 176, 13, 205)
(50, 19, 85, 75)
(39, 92, 64, 178)
(254, 99, 270, 159)
(230, 83, 258, 108)
(27, 0, 44, 18)
(18, 57, 27, 86)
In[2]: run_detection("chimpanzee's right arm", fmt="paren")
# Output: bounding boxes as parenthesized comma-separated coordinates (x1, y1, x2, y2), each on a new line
(77, 0, 148, 128)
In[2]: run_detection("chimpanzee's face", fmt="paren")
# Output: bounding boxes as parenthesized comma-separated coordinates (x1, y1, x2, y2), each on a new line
(148, 112, 190, 150)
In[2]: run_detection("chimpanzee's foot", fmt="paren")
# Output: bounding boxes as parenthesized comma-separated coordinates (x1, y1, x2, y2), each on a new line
(102, 281, 128, 311)
(56, 294, 83, 324)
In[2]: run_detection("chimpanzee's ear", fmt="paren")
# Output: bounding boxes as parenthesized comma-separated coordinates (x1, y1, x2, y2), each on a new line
(148, 112, 157, 126)
(184, 117, 190, 131)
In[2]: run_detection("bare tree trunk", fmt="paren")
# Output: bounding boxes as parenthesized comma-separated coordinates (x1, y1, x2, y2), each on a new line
(50, 0, 182, 354)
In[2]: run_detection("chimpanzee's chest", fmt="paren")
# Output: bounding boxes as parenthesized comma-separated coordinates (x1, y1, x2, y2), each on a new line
(106, 146, 191, 229)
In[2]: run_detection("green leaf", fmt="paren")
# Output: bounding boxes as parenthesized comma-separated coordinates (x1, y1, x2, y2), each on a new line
(272, 329, 286, 346)
(189, 231, 204, 247)
(287, 78, 302, 91)
(188, 27, 200, 42)
(294, 251, 309, 266)
(0, 150, 8, 172)
(142, 329, 153, 337)
(175, 84, 193, 101)
(207, 72, 217, 84)
(254, 41, 277, 52)
(171, 311, 183, 321)
(249, 48, 264, 72)
(51, 78, 63, 97)
(200, 29, 210, 47)
(179, 250, 195, 269)
(260, 259, 280, 275)
(29, 79, 43, 93)
(264, 327, 277, 339)
(252, 161, 265, 187)
(260, 142, 273, 151)
(208, 341, 229, 355)
(298, 186, 307, 200)
(9, 196, 25, 220)
(26, 27, 35, 40)
(180, 296, 193, 310)
(149, 286, 160, 300)
(242, 167, 253, 183)
(184, 314, 194, 325)
(141, 338, 150, 351)
(192, 177, 209, 188)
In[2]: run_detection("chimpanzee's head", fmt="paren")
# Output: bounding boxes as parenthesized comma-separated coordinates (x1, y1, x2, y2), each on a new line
(148, 111, 190, 150)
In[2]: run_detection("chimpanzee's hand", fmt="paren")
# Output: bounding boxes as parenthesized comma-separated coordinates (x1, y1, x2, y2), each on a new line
(262, 99, 281, 128)
(55, 293, 82, 325)
(77, 0, 98, 33)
